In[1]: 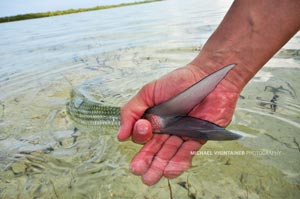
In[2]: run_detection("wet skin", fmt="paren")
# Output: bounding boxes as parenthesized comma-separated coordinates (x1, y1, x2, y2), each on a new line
(118, 64, 241, 185)
(117, 0, 300, 185)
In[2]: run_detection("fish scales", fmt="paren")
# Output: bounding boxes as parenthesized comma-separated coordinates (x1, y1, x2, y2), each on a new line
(67, 64, 249, 140)
(67, 89, 121, 128)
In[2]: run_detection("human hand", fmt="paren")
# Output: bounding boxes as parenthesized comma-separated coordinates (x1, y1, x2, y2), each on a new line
(117, 64, 241, 185)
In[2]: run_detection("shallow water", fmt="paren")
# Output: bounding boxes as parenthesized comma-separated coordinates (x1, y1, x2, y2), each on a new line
(0, 0, 300, 198)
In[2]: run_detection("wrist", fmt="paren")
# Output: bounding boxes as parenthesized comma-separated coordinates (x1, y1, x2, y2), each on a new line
(189, 49, 253, 93)
(189, 0, 300, 93)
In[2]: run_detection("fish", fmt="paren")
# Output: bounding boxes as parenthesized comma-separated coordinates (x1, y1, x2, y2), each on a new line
(67, 63, 248, 140)
(67, 89, 120, 128)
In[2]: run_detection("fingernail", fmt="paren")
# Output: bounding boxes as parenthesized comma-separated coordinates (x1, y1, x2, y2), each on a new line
(137, 123, 149, 135)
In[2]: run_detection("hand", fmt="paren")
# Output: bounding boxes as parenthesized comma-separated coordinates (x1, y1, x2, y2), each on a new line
(117, 64, 241, 185)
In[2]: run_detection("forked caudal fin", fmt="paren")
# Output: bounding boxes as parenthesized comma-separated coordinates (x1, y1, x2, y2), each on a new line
(144, 63, 253, 140)
(147, 64, 236, 116)
(161, 116, 244, 140)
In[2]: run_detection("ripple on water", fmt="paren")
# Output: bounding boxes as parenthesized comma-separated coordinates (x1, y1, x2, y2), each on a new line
(232, 64, 300, 185)
(0, 1, 300, 197)
(0, 46, 300, 198)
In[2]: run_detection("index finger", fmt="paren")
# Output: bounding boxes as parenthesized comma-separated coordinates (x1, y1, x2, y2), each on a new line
(117, 99, 146, 141)
(117, 86, 154, 141)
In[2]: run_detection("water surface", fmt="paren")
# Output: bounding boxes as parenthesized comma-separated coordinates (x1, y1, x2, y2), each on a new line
(0, 0, 299, 198)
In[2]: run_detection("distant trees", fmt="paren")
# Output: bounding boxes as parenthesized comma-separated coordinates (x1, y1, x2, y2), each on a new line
(0, 0, 162, 23)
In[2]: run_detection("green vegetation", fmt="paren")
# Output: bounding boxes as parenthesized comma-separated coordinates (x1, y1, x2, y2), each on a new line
(0, 0, 162, 23)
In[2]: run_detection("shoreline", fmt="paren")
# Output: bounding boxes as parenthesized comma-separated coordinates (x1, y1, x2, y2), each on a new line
(0, 0, 162, 23)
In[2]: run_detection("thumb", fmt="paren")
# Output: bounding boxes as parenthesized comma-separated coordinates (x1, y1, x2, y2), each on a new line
(117, 82, 156, 141)
(132, 119, 153, 144)
(117, 96, 150, 141)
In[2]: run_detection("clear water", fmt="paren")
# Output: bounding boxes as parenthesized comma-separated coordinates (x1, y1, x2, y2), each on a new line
(0, 0, 299, 198)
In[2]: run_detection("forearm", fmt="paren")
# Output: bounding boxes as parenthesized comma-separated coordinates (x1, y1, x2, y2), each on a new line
(191, 0, 300, 91)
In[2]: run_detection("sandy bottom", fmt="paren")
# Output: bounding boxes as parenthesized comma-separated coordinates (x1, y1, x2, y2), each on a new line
(0, 46, 299, 198)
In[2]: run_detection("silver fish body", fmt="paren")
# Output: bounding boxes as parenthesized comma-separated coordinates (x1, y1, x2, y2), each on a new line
(67, 64, 248, 140)
(67, 89, 120, 128)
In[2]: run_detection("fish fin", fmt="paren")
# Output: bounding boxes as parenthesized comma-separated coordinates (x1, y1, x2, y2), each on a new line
(159, 116, 244, 140)
(147, 64, 236, 116)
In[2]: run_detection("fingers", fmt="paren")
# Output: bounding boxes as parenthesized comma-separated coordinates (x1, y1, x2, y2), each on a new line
(142, 136, 183, 185)
(132, 119, 153, 144)
(117, 125, 132, 141)
(164, 140, 203, 178)
(131, 135, 204, 186)
(117, 83, 156, 141)
(117, 96, 149, 141)
(130, 134, 169, 175)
